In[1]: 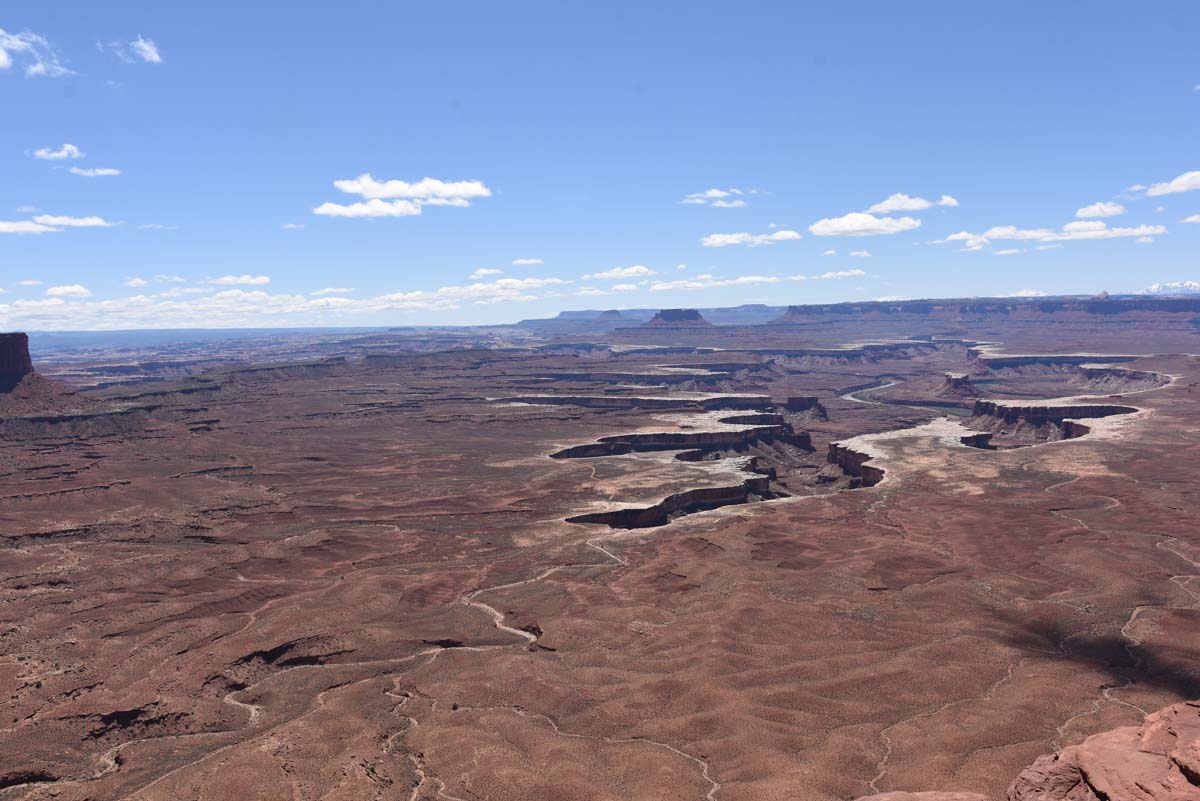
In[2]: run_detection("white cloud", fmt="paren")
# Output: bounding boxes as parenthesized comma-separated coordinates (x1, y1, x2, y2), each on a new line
(809, 212, 921, 237)
(650, 275, 780, 291)
(512, 258, 542, 265)
(583, 265, 656, 280)
(948, 221, 1166, 250)
(314, 174, 492, 218)
(574, 287, 606, 297)
(333, 175, 492, 201)
(610, 283, 638, 293)
(995, 248, 1024, 256)
(281, 223, 304, 229)
(822, 249, 837, 256)
(1005, 289, 1047, 297)
(1035, 244, 1063, 251)
(101, 35, 164, 65)
(46, 284, 92, 298)
(311, 287, 354, 296)
(1142, 280, 1200, 295)
(470, 268, 503, 279)
(680, 187, 753, 208)
(675, 264, 687, 271)
(33, 143, 83, 160)
(866, 193, 958, 213)
(211, 275, 270, 286)
(0, 276, 569, 330)
(0, 28, 71, 77)
(0, 220, 58, 234)
(789, 269, 867, 281)
(33, 214, 115, 228)
(701, 229, 802, 247)
(1075, 201, 1125, 218)
(16, 280, 42, 286)
(131, 35, 162, 63)
(155, 274, 185, 282)
(1182, 214, 1200, 224)
(313, 198, 422, 218)
(1136, 236, 1154, 243)
(875, 295, 910, 302)
(1145, 171, 1200, 197)
(123, 277, 149, 288)
(849, 250, 871, 258)
(69, 166, 121, 177)
(139, 223, 179, 230)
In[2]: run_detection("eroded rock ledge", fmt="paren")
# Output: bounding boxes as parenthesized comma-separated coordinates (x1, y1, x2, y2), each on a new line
(827, 443, 885, 487)
(855, 700, 1200, 801)
(961, 400, 1137, 449)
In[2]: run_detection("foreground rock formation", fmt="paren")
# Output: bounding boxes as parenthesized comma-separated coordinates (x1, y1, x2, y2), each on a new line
(0, 332, 34, 387)
(856, 701, 1200, 801)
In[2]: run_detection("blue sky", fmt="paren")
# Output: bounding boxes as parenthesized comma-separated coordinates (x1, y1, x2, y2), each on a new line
(2, 2, 1198, 329)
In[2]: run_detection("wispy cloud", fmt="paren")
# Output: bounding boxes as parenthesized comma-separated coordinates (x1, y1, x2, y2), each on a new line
(470, 268, 503, 279)
(33, 214, 116, 228)
(46, 284, 92, 298)
(512, 258, 542, 266)
(701, 229, 801, 247)
(311, 287, 354, 296)
(680, 188, 755, 208)
(0, 28, 72, 77)
(583, 265, 656, 280)
(211, 274, 270, 286)
(948, 221, 1167, 251)
(69, 166, 121, 177)
(788, 269, 867, 281)
(32, 143, 83, 160)
(100, 35, 163, 64)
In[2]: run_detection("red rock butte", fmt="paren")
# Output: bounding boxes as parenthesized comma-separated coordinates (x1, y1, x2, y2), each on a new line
(642, 308, 712, 326)
(0, 332, 34, 380)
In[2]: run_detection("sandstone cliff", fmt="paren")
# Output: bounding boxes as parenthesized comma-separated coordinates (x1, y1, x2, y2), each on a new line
(854, 701, 1200, 801)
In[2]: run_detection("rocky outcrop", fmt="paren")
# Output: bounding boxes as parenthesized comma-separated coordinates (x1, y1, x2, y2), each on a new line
(1009, 701, 1200, 800)
(507, 394, 772, 411)
(551, 421, 812, 459)
(827, 443, 884, 487)
(567, 474, 775, 529)
(642, 308, 713, 327)
(962, 400, 1136, 449)
(784, 396, 829, 418)
(0, 333, 34, 388)
(970, 400, 1137, 426)
(854, 701, 1200, 801)
(936, 373, 981, 399)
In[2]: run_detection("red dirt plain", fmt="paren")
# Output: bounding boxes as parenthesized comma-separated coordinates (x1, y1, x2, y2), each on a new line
(2, 301, 1200, 800)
